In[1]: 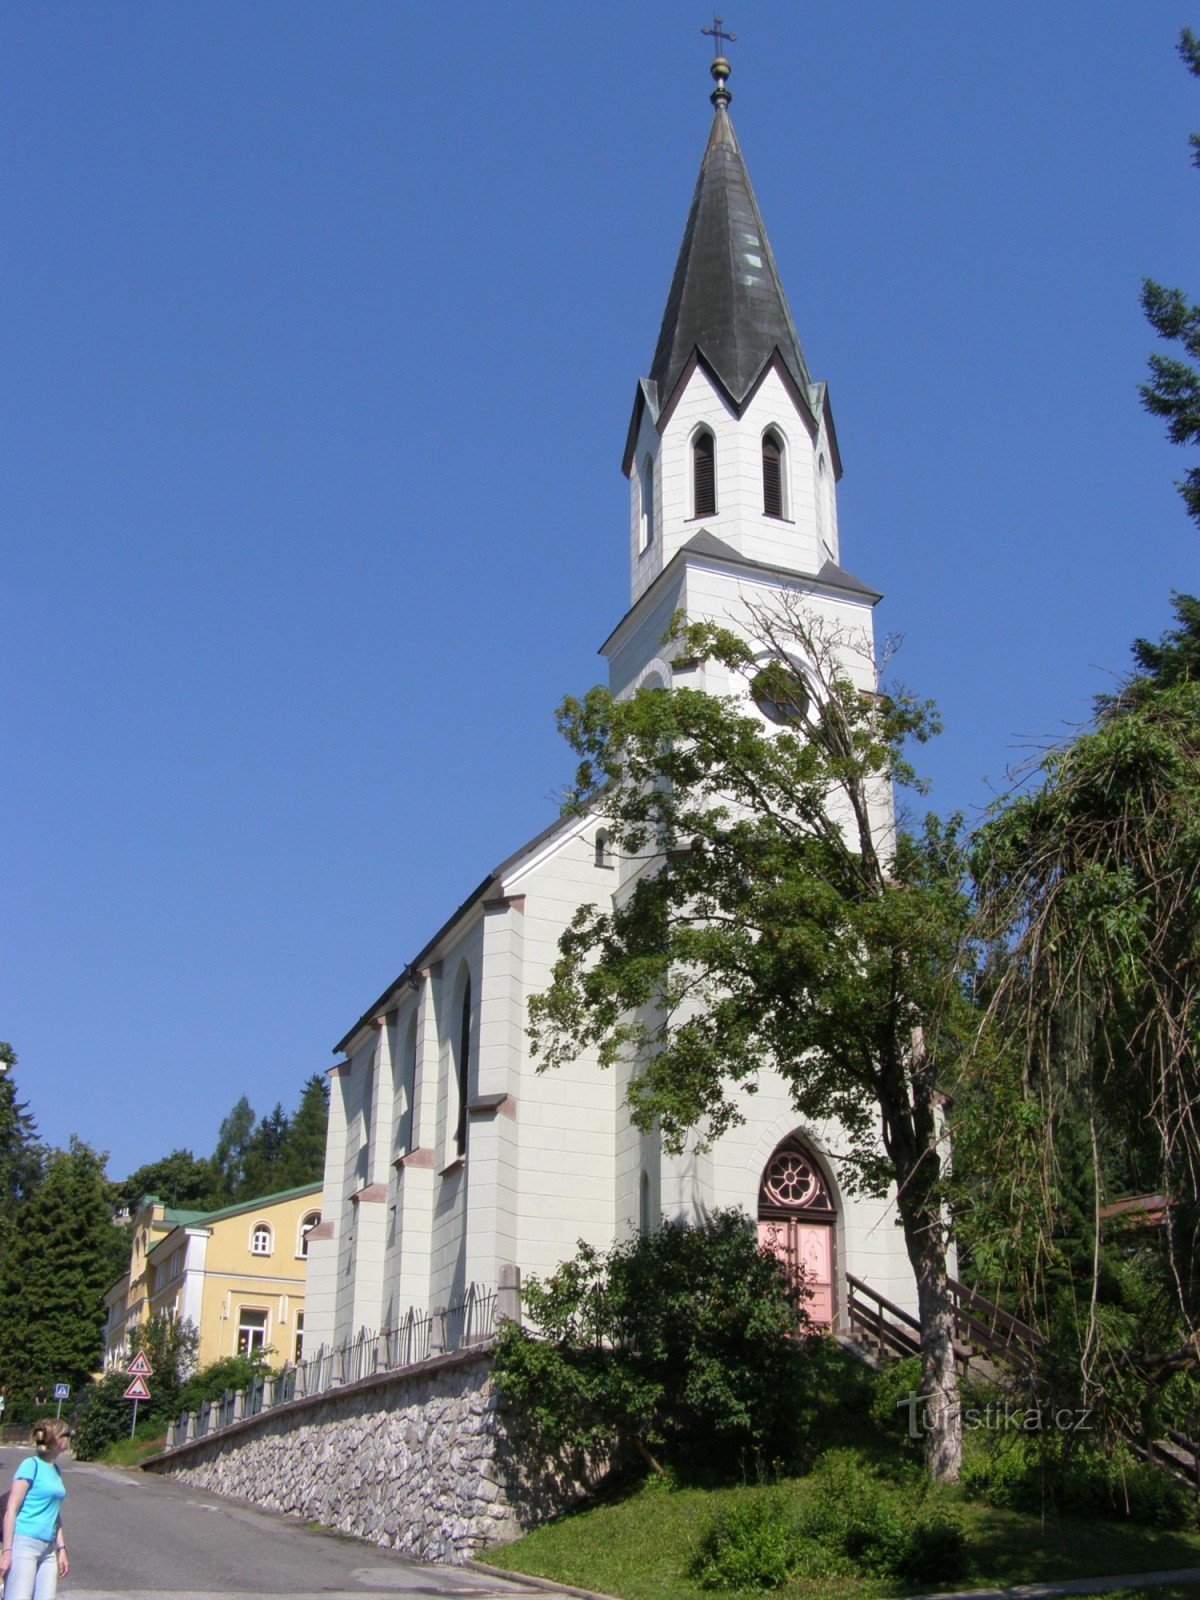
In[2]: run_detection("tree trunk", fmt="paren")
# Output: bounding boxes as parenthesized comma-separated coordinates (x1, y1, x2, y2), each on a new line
(904, 1216, 962, 1482)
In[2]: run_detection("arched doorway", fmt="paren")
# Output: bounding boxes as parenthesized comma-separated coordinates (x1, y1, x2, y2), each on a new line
(757, 1138, 837, 1327)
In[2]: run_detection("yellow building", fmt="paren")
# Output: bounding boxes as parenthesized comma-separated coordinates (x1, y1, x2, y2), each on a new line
(103, 1183, 322, 1370)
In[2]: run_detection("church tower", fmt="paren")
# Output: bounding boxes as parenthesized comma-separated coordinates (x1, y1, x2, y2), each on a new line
(605, 54, 880, 700)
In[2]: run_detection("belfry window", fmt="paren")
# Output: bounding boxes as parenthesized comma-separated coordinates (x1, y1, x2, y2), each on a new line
(692, 430, 716, 518)
(762, 431, 784, 518)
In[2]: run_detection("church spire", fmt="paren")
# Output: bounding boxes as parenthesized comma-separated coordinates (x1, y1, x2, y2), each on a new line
(647, 52, 812, 413)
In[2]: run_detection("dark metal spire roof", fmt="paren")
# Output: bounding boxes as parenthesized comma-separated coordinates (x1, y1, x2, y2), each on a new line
(648, 61, 812, 412)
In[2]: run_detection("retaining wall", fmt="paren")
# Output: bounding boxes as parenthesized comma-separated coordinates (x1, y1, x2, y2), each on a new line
(143, 1344, 579, 1564)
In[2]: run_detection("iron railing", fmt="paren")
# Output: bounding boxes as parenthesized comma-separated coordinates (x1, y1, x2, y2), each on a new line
(167, 1283, 496, 1448)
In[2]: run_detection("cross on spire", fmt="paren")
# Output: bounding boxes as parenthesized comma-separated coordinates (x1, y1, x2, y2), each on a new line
(701, 15, 736, 57)
(702, 16, 735, 108)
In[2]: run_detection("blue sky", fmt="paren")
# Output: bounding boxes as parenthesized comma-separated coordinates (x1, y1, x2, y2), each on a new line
(4, 2, 1197, 1179)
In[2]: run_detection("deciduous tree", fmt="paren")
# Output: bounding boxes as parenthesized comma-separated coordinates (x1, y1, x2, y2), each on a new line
(530, 601, 976, 1480)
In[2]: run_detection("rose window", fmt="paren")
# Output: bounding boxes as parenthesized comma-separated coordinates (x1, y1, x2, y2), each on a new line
(764, 1151, 821, 1208)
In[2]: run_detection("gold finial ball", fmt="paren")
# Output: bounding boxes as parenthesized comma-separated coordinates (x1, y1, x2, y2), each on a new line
(710, 56, 731, 82)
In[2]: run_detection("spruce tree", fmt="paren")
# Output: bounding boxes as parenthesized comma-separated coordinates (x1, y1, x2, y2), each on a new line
(275, 1075, 328, 1191)
(1141, 31, 1200, 527)
(0, 1139, 117, 1396)
(0, 1044, 45, 1273)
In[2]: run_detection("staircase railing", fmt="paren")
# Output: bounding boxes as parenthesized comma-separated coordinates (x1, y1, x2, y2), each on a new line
(844, 1275, 921, 1361)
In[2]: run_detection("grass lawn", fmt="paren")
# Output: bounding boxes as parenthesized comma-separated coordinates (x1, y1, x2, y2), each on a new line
(99, 1433, 167, 1467)
(485, 1472, 1200, 1600)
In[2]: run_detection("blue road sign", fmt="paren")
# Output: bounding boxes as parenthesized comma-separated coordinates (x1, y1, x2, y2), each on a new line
(53, 1384, 69, 1401)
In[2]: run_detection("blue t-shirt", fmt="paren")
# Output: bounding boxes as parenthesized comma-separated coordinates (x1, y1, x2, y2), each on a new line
(13, 1457, 65, 1541)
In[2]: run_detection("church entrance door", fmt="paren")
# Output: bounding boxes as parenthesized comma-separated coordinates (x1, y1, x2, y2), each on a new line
(757, 1142, 836, 1328)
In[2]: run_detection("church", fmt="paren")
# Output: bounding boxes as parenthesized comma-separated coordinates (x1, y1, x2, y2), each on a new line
(303, 52, 917, 1357)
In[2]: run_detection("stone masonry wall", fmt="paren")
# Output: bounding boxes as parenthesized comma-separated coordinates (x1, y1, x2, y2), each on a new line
(144, 1346, 577, 1564)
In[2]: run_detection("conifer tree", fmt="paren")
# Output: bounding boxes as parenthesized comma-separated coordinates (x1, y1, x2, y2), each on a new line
(0, 1139, 118, 1396)
(1141, 30, 1200, 527)
(0, 1044, 45, 1271)
(275, 1074, 328, 1191)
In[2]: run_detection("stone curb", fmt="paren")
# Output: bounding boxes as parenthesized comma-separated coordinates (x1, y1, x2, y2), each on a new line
(465, 1559, 623, 1600)
(884, 1566, 1200, 1600)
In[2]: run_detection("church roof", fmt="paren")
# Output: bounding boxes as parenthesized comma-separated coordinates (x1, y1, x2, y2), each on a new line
(647, 82, 812, 413)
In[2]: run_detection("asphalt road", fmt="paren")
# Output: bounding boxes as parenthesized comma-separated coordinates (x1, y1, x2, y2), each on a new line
(0, 1448, 576, 1600)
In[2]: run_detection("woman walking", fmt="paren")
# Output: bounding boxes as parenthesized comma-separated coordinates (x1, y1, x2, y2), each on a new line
(0, 1419, 69, 1599)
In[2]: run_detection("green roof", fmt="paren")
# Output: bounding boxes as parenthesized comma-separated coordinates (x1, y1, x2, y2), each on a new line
(174, 1180, 322, 1229)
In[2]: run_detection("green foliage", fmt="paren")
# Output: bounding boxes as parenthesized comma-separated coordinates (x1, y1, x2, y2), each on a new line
(869, 1356, 924, 1444)
(689, 1494, 808, 1590)
(961, 1435, 1190, 1529)
(531, 600, 973, 1476)
(795, 1453, 966, 1583)
(689, 1457, 966, 1590)
(211, 1095, 256, 1199)
(1141, 32, 1200, 528)
(128, 1313, 198, 1416)
(0, 1138, 119, 1395)
(494, 1213, 813, 1476)
(0, 1047, 45, 1277)
(115, 1149, 222, 1214)
(72, 1371, 138, 1461)
(970, 596, 1200, 1431)
(176, 1351, 274, 1416)
(118, 1075, 328, 1214)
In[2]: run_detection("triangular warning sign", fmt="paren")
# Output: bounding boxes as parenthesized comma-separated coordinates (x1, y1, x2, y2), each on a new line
(126, 1352, 153, 1377)
(123, 1375, 151, 1402)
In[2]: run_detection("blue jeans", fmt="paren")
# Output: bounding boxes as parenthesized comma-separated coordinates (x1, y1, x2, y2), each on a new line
(4, 1534, 57, 1600)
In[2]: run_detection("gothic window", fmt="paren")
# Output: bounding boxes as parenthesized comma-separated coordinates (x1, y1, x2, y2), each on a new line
(758, 1141, 833, 1215)
(594, 828, 613, 869)
(762, 430, 785, 518)
(639, 455, 655, 551)
(455, 976, 472, 1157)
(397, 1014, 417, 1155)
(250, 1223, 273, 1256)
(692, 429, 716, 518)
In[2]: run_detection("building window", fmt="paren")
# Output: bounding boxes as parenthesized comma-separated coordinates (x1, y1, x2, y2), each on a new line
(455, 977, 472, 1157)
(294, 1311, 305, 1364)
(298, 1212, 321, 1257)
(396, 1014, 418, 1156)
(594, 828, 613, 869)
(692, 430, 716, 518)
(639, 1171, 653, 1235)
(639, 455, 655, 551)
(762, 430, 784, 518)
(236, 1308, 268, 1356)
(250, 1223, 273, 1257)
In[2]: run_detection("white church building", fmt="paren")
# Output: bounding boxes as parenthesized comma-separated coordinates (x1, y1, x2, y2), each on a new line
(304, 55, 917, 1355)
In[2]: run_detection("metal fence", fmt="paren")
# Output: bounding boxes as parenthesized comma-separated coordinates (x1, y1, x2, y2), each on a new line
(167, 1283, 497, 1449)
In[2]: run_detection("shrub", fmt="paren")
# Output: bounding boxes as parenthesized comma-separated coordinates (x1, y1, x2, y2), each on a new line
(689, 1495, 806, 1591)
(176, 1353, 274, 1418)
(798, 1452, 966, 1584)
(868, 1355, 924, 1443)
(72, 1372, 139, 1461)
(494, 1212, 812, 1476)
(961, 1435, 1189, 1529)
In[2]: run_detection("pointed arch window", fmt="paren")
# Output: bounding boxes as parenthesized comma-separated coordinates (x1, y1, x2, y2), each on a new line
(762, 430, 785, 518)
(692, 430, 716, 518)
(594, 828, 613, 870)
(455, 977, 472, 1157)
(639, 455, 655, 551)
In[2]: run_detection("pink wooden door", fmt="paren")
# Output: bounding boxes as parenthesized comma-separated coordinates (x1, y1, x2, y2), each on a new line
(758, 1218, 833, 1328)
